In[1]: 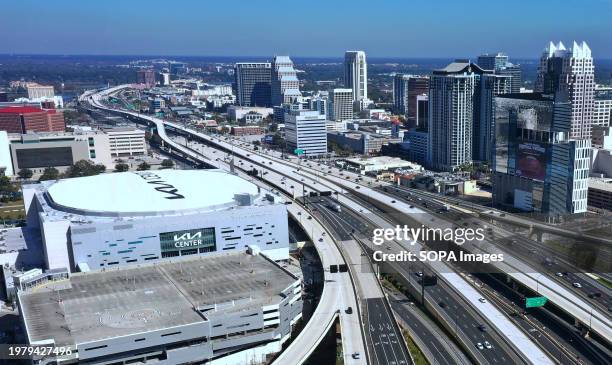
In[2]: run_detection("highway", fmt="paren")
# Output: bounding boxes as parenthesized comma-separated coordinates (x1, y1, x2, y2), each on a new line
(310, 196, 472, 365)
(87, 88, 368, 365)
(256, 154, 611, 346)
(87, 85, 566, 364)
(375, 184, 611, 315)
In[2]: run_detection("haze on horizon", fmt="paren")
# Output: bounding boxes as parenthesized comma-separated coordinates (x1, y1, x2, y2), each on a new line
(1, 0, 611, 59)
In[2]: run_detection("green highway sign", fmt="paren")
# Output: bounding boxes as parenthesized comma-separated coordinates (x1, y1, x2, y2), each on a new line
(525, 296, 548, 308)
(294, 148, 305, 155)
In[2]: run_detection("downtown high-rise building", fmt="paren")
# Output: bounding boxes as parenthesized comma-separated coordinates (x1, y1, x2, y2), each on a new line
(428, 62, 479, 171)
(477, 52, 522, 93)
(427, 61, 510, 170)
(271, 56, 301, 106)
(234, 63, 272, 107)
(136, 69, 156, 88)
(474, 74, 511, 162)
(492, 93, 590, 214)
(477, 53, 509, 71)
(328, 88, 353, 121)
(535, 41, 595, 140)
(393, 74, 429, 125)
(344, 51, 369, 110)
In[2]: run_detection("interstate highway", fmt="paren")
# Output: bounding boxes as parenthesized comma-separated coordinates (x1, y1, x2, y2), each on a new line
(88, 88, 368, 364)
(172, 136, 548, 364)
(89, 85, 555, 364)
(233, 147, 611, 346)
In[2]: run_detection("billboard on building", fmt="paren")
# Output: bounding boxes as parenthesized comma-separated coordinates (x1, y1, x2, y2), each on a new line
(516, 143, 547, 181)
(160, 227, 216, 252)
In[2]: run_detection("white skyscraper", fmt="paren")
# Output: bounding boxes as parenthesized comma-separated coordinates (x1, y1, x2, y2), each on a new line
(344, 51, 370, 110)
(536, 41, 595, 140)
(271, 56, 301, 106)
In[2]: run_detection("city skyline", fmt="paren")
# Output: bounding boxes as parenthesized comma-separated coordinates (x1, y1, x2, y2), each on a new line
(1, 0, 612, 58)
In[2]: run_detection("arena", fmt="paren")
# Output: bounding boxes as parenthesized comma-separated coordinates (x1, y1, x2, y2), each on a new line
(22, 169, 289, 272)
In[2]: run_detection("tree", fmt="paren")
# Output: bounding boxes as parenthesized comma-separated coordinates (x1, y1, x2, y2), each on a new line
(64, 160, 106, 178)
(18, 168, 33, 180)
(114, 163, 129, 172)
(38, 167, 60, 181)
(160, 159, 174, 169)
(0, 175, 19, 202)
(137, 162, 151, 171)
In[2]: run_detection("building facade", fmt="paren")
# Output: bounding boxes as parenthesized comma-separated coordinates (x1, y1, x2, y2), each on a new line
(0, 106, 65, 133)
(234, 63, 272, 107)
(328, 88, 353, 121)
(474, 74, 511, 163)
(285, 110, 327, 156)
(17, 251, 302, 365)
(536, 41, 595, 140)
(393, 74, 429, 124)
(7, 131, 113, 175)
(344, 51, 369, 109)
(492, 93, 589, 214)
(428, 62, 482, 171)
(102, 127, 147, 157)
(593, 86, 612, 129)
(137, 69, 156, 87)
(271, 56, 300, 106)
(26, 84, 55, 99)
(477, 53, 509, 71)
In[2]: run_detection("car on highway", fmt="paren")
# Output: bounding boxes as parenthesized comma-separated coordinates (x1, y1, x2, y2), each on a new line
(478, 298, 487, 303)
(438, 301, 447, 308)
(476, 342, 484, 350)
(345, 306, 353, 314)
(391, 200, 396, 203)
(588, 292, 602, 298)
(573, 282, 582, 288)
(318, 238, 323, 242)
(484, 341, 492, 349)
(352, 353, 360, 359)
(555, 272, 564, 277)
(415, 272, 423, 277)
(478, 324, 487, 332)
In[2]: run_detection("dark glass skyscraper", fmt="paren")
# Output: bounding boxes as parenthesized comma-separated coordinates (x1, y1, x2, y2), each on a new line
(492, 93, 590, 214)
(234, 63, 272, 107)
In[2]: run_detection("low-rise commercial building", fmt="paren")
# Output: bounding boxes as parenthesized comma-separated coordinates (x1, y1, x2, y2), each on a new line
(588, 178, 612, 210)
(7, 131, 112, 175)
(327, 130, 402, 155)
(343, 156, 422, 175)
(102, 127, 147, 157)
(0, 106, 65, 133)
(231, 126, 265, 136)
(227, 106, 273, 122)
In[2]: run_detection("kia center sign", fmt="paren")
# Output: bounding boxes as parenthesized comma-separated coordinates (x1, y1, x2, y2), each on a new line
(160, 228, 216, 252)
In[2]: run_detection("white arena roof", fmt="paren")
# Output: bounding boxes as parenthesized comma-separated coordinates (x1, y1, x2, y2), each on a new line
(45, 169, 260, 216)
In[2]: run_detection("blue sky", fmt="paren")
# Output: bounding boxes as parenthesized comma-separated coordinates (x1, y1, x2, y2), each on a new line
(1, 0, 611, 58)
